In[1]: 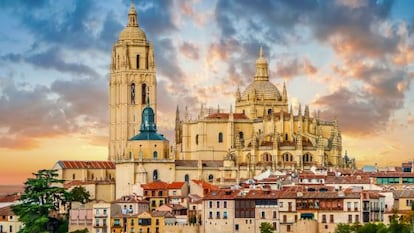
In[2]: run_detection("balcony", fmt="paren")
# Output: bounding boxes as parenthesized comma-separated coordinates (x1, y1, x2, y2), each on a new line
(94, 224, 107, 228)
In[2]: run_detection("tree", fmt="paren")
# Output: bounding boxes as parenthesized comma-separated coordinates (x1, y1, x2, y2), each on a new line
(12, 169, 69, 233)
(335, 223, 352, 233)
(259, 222, 274, 233)
(67, 186, 91, 204)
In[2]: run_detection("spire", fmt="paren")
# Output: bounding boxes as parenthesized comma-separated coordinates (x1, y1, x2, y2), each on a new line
(254, 46, 269, 81)
(127, 4, 139, 27)
(298, 103, 302, 117)
(175, 105, 180, 122)
(282, 81, 288, 101)
(304, 105, 309, 118)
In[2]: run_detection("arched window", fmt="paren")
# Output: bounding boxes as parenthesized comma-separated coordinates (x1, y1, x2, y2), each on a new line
(285, 133, 288, 141)
(184, 174, 189, 182)
(141, 83, 147, 104)
(195, 134, 199, 145)
(218, 132, 223, 143)
(239, 131, 244, 140)
(153, 151, 158, 159)
(136, 54, 140, 69)
(131, 83, 135, 104)
(268, 108, 272, 114)
(208, 174, 214, 182)
(153, 170, 159, 181)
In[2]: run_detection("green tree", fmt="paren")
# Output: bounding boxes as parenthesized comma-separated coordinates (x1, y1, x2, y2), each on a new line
(12, 169, 69, 233)
(335, 223, 352, 233)
(259, 222, 274, 233)
(67, 186, 91, 204)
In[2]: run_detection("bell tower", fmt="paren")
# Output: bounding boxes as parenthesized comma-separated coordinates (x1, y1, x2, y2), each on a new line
(109, 4, 157, 161)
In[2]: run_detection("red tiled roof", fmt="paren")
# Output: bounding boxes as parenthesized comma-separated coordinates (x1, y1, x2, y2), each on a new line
(112, 195, 148, 204)
(58, 160, 115, 169)
(141, 181, 169, 190)
(204, 189, 241, 200)
(0, 206, 15, 216)
(0, 194, 20, 203)
(168, 182, 185, 189)
(205, 113, 248, 120)
(191, 180, 219, 191)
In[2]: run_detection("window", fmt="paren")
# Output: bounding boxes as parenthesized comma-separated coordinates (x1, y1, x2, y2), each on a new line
(287, 225, 291, 232)
(131, 219, 134, 226)
(72, 173, 76, 180)
(195, 135, 199, 145)
(224, 201, 227, 208)
(223, 211, 228, 219)
(330, 214, 334, 223)
(273, 211, 277, 219)
(273, 222, 277, 231)
(217, 201, 220, 208)
(235, 224, 239, 231)
(184, 174, 189, 182)
(348, 214, 352, 223)
(131, 83, 136, 104)
(209, 212, 213, 219)
(159, 200, 164, 206)
(285, 133, 288, 141)
(156, 219, 159, 225)
(103, 209, 107, 215)
(261, 211, 265, 219)
(322, 214, 326, 223)
(129, 205, 133, 213)
(136, 54, 140, 69)
(354, 202, 358, 211)
(9, 225, 12, 233)
(218, 132, 223, 143)
(355, 215, 359, 223)
(268, 108, 272, 114)
(153, 151, 158, 159)
(216, 211, 220, 219)
(153, 169, 158, 181)
(283, 215, 287, 223)
(347, 202, 351, 211)
(208, 174, 214, 182)
(151, 200, 156, 207)
(209, 201, 213, 208)
(141, 83, 147, 104)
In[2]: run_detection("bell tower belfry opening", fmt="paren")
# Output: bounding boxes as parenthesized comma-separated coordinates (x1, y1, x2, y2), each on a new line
(109, 4, 157, 161)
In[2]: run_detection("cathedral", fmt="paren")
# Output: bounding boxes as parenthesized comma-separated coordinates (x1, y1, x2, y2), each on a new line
(110, 5, 344, 198)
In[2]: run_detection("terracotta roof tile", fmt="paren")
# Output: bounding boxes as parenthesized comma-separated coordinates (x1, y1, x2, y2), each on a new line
(141, 181, 169, 190)
(204, 189, 241, 200)
(0, 206, 15, 216)
(58, 160, 115, 169)
(168, 182, 185, 189)
(0, 194, 20, 203)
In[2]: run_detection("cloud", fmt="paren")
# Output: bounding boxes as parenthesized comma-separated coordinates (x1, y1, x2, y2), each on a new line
(274, 57, 317, 79)
(179, 42, 199, 60)
(2, 47, 99, 78)
(0, 76, 107, 150)
(313, 64, 413, 136)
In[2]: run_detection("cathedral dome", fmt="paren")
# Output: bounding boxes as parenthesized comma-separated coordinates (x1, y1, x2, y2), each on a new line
(118, 4, 147, 42)
(119, 27, 147, 41)
(241, 80, 281, 100)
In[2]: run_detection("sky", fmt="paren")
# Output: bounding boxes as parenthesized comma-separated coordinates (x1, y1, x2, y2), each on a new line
(0, 0, 414, 185)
